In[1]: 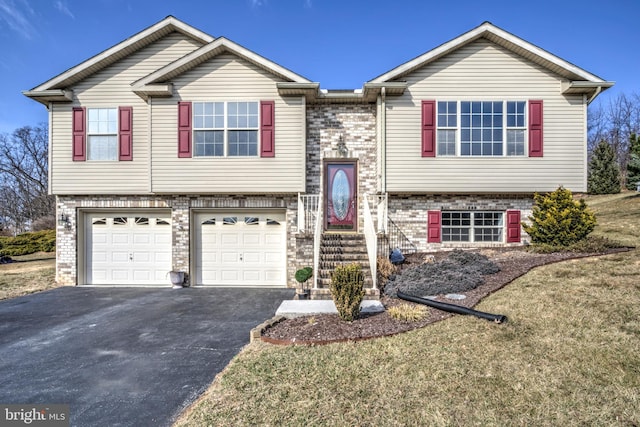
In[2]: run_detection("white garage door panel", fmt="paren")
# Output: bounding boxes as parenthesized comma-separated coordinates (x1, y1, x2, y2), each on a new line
(196, 212, 286, 287)
(86, 214, 171, 285)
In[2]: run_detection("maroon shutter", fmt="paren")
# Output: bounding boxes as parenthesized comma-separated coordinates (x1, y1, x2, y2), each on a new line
(177, 102, 192, 158)
(118, 107, 133, 161)
(529, 100, 543, 157)
(260, 100, 275, 157)
(427, 210, 441, 243)
(421, 100, 436, 157)
(506, 210, 521, 243)
(72, 107, 86, 161)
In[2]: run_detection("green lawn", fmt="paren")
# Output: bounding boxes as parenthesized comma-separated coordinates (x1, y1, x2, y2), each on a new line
(175, 191, 640, 426)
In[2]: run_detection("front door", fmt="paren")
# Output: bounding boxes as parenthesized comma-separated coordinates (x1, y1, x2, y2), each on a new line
(325, 161, 357, 231)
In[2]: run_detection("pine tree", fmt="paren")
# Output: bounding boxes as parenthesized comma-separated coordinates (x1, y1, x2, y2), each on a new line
(588, 140, 620, 194)
(626, 133, 640, 190)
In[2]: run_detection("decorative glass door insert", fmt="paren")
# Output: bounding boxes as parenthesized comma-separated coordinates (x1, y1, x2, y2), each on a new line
(325, 161, 357, 231)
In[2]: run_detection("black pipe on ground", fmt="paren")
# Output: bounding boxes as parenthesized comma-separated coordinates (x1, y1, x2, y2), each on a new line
(397, 291, 508, 324)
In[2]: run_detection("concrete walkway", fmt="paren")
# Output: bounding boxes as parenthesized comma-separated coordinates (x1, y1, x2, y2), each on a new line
(276, 299, 384, 318)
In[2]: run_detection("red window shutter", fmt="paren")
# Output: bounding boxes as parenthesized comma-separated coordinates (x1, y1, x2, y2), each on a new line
(118, 107, 133, 161)
(506, 210, 522, 243)
(427, 210, 441, 243)
(260, 100, 275, 157)
(72, 107, 86, 161)
(178, 101, 192, 158)
(421, 100, 436, 157)
(529, 100, 543, 157)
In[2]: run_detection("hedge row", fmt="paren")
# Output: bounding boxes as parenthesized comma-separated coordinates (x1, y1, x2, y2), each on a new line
(0, 229, 56, 256)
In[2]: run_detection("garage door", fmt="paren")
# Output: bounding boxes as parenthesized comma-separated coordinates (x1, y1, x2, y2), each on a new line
(86, 213, 172, 285)
(195, 211, 286, 286)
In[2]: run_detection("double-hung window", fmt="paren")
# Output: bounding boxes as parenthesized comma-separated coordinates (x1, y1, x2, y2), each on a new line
(193, 101, 259, 157)
(437, 101, 457, 156)
(436, 101, 527, 157)
(87, 108, 118, 161)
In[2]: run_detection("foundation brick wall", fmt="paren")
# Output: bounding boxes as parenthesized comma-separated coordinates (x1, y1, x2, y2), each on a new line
(56, 194, 298, 286)
(387, 194, 534, 251)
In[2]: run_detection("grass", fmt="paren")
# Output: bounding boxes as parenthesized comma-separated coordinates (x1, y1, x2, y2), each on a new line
(175, 191, 640, 426)
(0, 252, 58, 300)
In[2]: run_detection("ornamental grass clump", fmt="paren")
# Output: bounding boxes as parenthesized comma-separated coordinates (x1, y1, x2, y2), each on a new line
(330, 263, 365, 322)
(388, 303, 428, 322)
(523, 186, 596, 248)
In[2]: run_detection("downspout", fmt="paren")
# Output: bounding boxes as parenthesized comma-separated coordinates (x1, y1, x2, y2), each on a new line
(148, 96, 153, 193)
(47, 102, 53, 196)
(48, 102, 57, 284)
(586, 86, 602, 105)
(380, 87, 387, 193)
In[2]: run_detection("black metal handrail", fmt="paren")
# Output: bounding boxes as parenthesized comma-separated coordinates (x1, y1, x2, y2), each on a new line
(377, 217, 417, 259)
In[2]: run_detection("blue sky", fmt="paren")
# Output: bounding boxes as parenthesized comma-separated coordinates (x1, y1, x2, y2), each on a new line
(0, 0, 638, 134)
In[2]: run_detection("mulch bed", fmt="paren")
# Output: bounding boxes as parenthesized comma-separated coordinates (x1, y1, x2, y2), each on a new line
(262, 247, 630, 345)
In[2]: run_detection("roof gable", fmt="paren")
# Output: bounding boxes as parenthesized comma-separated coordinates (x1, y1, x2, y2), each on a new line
(369, 22, 612, 88)
(133, 36, 312, 92)
(23, 16, 213, 103)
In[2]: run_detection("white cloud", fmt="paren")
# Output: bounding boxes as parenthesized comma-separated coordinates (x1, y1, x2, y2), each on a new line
(304, 0, 312, 8)
(0, 0, 37, 39)
(251, 0, 266, 7)
(54, 0, 74, 19)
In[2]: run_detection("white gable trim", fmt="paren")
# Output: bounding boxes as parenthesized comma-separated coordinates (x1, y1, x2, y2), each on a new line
(133, 37, 312, 90)
(370, 22, 611, 85)
(26, 16, 213, 94)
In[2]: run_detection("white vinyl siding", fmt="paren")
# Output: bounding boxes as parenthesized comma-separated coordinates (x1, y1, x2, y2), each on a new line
(384, 39, 588, 193)
(49, 32, 204, 194)
(151, 53, 306, 194)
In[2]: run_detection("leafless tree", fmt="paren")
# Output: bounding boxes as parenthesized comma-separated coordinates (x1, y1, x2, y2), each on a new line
(588, 92, 640, 187)
(0, 124, 54, 234)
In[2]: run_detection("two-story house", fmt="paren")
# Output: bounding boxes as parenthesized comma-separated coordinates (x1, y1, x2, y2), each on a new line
(24, 16, 612, 296)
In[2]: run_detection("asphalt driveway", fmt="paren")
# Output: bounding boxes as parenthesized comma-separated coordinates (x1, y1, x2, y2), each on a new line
(0, 286, 293, 426)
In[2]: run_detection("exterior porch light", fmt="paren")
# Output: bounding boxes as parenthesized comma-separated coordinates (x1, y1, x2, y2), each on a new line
(336, 134, 348, 157)
(58, 213, 71, 229)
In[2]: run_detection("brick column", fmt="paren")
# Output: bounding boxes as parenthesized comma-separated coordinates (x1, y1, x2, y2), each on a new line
(171, 197, 190, 278)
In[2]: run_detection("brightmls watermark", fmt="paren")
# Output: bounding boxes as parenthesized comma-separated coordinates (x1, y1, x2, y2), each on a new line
(0, 405, 69, 426)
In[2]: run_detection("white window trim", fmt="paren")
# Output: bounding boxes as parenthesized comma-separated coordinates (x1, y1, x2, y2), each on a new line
(441, 211, 505, 243)
(192, 101, 260, 158)
(86, 107, 118, 161)
(436, 100, 529, 157)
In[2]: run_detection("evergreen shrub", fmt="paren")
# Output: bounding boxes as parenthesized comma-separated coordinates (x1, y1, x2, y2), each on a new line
(330, 263, 365, 322)
(523, 187, 596, 247)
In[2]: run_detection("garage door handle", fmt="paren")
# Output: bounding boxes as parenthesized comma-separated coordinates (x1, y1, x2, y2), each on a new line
(239, 254, 243, 262)
(129, 253, 133, 261)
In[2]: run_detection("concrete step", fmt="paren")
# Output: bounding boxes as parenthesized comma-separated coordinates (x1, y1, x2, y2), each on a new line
(276, 299, 384, 318)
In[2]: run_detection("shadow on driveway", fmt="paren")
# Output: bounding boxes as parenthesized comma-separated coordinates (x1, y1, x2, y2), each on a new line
(0, 286, 293, 426)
